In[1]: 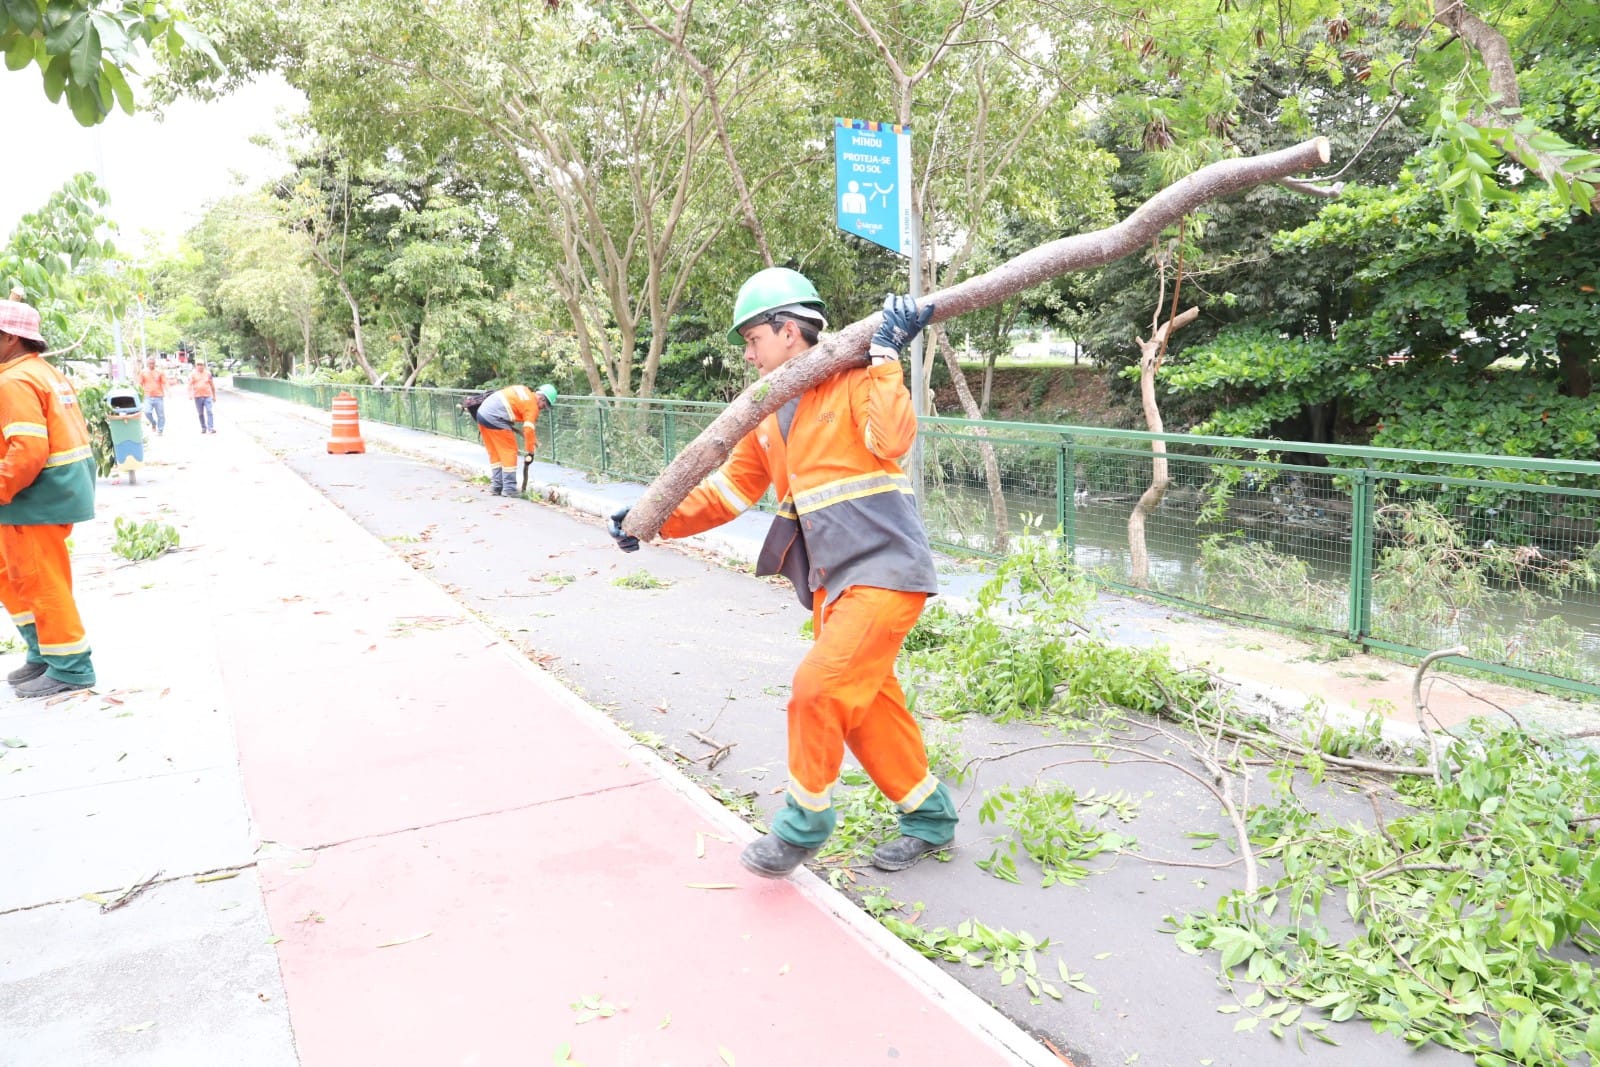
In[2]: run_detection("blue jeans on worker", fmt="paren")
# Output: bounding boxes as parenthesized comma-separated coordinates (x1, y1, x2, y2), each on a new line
(195, 396, 214, 433)
(144, 396, 165, 434)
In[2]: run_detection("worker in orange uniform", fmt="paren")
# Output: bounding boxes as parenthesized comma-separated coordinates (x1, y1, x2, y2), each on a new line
(607, 267, 956, 877)
(472, 383, 556, 496)
(137, 355, 167, 435)
(189, 358, 215, 433)
(0, 295, 97, 698)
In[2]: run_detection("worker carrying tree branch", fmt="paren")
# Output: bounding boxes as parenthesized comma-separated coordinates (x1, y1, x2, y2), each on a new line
(470, 383, 556, 496)
(608, 267, 957, 878)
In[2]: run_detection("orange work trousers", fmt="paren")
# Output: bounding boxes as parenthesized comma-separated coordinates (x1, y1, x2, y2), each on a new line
(477, 425, 519, 474)
(0, 523, 92, 677)
(783, 585, 937, 819)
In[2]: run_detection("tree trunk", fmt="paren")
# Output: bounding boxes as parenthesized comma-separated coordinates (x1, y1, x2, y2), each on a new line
(306, 244, 379, 385)
(1128, 306, 1198, 588)
(1558, 334, 1594, 399)
(622, 137, 1330, 542)
(933, 327, 1011, 552)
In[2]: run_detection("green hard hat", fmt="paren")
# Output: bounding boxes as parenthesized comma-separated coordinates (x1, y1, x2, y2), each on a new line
(727, 267, 826, 345)
(537, 384, 558, 405)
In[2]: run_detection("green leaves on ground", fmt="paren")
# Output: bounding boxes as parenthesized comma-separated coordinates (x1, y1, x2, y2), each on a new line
(897, 528, 1600, 1062)
(111, 516, 179, 561)
(1175, 718, 1600, 1064)
(882, 916, 1069, 1002)
(611, 570, 673, 591)
(977, 785, 1139, 888)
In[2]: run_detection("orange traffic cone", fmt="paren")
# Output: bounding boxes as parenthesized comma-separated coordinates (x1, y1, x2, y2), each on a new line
(327, 392, 367, 454)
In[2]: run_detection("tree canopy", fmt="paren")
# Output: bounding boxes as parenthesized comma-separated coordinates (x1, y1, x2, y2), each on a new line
(2, 0, 219, 125)
(9, 0, 1587, 461)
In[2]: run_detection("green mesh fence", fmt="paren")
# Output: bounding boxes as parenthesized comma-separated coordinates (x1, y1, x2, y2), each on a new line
(236, 377, 1600, 695)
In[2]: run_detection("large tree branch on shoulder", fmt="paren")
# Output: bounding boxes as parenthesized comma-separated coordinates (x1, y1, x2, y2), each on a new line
(621, 136, 1331, 542)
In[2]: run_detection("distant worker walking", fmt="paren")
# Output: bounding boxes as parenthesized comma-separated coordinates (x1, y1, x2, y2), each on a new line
(608, 267, 956, 878)
(469, 384, 556, 496)
(189, 358, 215, 433)
(137, 355, 166, 435)
(0, 294, 98, 698)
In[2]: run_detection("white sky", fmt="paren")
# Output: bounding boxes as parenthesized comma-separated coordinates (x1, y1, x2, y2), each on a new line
(4, 71, 305, 255)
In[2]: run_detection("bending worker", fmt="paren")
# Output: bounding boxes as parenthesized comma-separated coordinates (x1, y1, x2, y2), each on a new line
(608, 267, 957, 878)
(0, 294, 97, 698)
(473, 383, 556, 496)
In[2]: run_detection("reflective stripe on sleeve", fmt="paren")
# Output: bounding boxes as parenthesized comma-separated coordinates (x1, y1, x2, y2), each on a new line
(3, 422, 48, 439)
(709, 469, 756, 514)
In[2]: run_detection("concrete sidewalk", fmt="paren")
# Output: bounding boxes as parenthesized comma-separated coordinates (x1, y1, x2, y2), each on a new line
(1, 394, 1059, 1064)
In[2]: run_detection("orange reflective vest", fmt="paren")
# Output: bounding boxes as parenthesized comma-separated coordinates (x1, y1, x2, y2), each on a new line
(0, 353, 95, 525)
(659, 362, 937, 609)
(494, 385, 543, 453)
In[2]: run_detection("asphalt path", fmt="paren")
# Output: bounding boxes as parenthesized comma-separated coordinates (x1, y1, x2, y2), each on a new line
(231, 392, 1466, 1067)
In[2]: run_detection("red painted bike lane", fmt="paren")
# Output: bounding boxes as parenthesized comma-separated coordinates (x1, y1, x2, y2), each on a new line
(205, 418, 1048, 1065)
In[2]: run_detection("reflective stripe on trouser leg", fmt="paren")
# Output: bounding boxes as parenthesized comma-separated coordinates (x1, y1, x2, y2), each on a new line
(0, 524, 94, 684)
(852, 671, 959, 846)
(897, 781, 957, 845)
(476, 422, 515, 486)
(484, 426, 519, 470)
(770, 586, 932, 849)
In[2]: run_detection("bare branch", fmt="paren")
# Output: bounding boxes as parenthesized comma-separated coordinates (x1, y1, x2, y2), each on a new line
(1413, 645, 1469, 786)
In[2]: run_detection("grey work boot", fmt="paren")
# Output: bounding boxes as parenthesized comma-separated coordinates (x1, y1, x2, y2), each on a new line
(870, 835, 949, 872)
(488, 470, 503, 495)
(739, 834, 818, 879)
(14, 674, 92, 699)
(7, 661, 47, 686)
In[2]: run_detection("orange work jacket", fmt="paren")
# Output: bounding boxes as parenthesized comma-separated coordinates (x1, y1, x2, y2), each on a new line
(137, 367, 166, 397)
(189, 368, 214, 398)
(659, 361, 937, 609)
(0, 353, 95, 525)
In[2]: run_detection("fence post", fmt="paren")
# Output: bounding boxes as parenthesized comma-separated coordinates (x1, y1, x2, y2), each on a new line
(597, 402, 609, 475)
(664, 409, 676, 466)
(1055, 438, 1068, 546)
(1063, 434, 1077, 556)
(1347, 466, 1375, 641)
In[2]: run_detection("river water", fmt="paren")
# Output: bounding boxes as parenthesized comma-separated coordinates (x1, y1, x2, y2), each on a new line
(925, 483, 1600, 686)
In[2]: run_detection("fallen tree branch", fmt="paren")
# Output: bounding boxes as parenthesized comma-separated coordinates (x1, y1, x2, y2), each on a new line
(100, 869, 163, 914)
(622, 136, 1332, 541)
(1414, 645, 1469, 786)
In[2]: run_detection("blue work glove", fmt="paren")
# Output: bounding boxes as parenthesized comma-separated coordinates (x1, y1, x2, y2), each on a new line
(869, 294, 935, 360)
(608, 506, 640, 553)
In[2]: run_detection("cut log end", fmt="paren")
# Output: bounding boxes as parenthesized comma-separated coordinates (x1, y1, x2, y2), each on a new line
(1312, 136, 1331, 164)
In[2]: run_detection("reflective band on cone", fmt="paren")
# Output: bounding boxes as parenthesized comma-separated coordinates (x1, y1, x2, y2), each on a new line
(327, 392, 367, 454)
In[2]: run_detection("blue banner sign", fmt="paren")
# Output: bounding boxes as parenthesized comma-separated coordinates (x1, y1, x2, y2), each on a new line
(834, 118, 912, 257)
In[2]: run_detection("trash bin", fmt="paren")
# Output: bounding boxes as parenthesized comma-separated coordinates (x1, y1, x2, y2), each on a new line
(105, 387, 145, 485)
